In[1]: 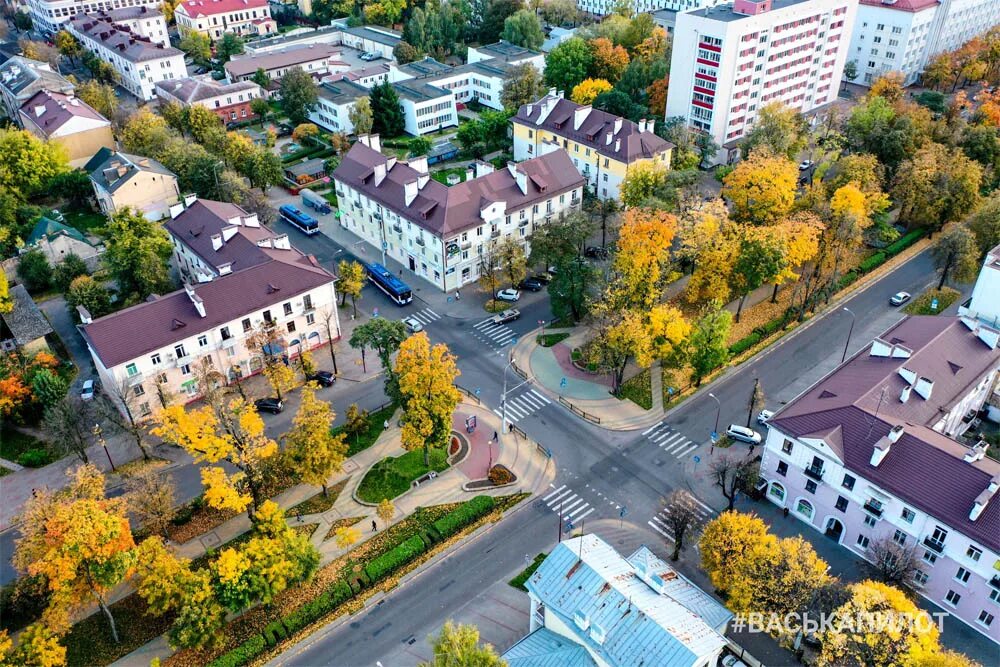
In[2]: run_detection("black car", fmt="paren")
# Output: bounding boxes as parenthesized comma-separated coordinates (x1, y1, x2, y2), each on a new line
(519, 277, 544, 292)
(276, 123, 294, 137)
(255, 397, 284, 414)
(584, 246, 609, 259)
(307, 371, 335, 387)
(532, 273, 552, 284)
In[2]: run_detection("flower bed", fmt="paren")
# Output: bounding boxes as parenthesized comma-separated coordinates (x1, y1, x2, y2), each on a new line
(323, 516, 364, 541)
(903, 287, 960, 315)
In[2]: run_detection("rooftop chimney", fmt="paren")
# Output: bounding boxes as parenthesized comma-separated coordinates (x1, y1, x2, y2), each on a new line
(977, 324, 1000, 349)
(169, 202, 185, 219)
(514, 167, 528, 195)
(964, 441, 989, 463)
(243, 213, 260, 227)
(183, 193, 197, 207)
(613, 117, 623, 135)
(404, 179, 418, 206)
(417, 173, 429, 189)
(614, 139, 620, 152)
(914, 376, 933, 400)
(870, 436, 892, 467)
(474, 161, 494, 178)
(969, 473, 999, 521)
(222, 225, 239, 243)
(870, 338, 892, 357)
(897, 366, 917, 386)
(466, 165, 475, 182)
(184, 284, 206, 318)
(373, 162, 387, 186)
(409, 155, 428, 175)
(900, 385, 911, 403)
(273, 234, 291, 250)
(573, 105, 592, 131)
(34, 105, 45, 117)
(211, 234, 223, 251)
(888, 424, 904, 443)
(358, 133, 381, 153)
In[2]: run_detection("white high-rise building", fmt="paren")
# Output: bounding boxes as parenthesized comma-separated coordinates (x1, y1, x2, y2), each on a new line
(24, 0, 160, 35)
(576, 0, 703, 18)
(849, 0, 1000, 88)
(665, 0, 858, 165)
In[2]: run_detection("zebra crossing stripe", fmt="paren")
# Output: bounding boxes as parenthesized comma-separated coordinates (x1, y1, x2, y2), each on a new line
(506, 403, 528, 419)
(642, 421, 665, 436)
(546, 489, 573, 505)
(528, 389, 551, 404)
(663, 438, 690, 454)
(574, 507, 595, 521)
(648, 520, 672, 540)
(486, 327, 514, 341)
(690, 495, 716, 514)
(674, 442, 698, 458)
(493, 408, 518, 423)
(542, 485, 566, 501)
(474, 319, 494, 328)
(559, 497, 584, 513)
(517, 394, 544, 410)
(657, 432, 683, 446)
(411, 312, 431, 324)
(567, 503, 592, 519)
(424, 308, 439, 319)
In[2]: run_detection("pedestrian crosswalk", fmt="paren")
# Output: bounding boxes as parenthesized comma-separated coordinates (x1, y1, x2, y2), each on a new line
(541, 484, 595, 523)
(406, 308, 441, 326)
(642, 422, 701, 459)
(472, 318, 518, 348)
(493, 388, 551, 422)
(647, 494, 716, 542)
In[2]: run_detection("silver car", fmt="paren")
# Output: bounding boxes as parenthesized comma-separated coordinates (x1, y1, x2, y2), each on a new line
(402, 316, 423, 333)
(726, 424, 762, 444)
(890, 291, 911, 306)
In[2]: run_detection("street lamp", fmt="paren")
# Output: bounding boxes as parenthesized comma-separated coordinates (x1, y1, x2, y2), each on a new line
(92, 423, 116, 472)
(707, 392, 721, 442)
(841, 307, 856, 364)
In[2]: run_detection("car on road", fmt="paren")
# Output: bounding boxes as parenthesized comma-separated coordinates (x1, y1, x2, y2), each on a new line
(798, 159, 813, 171)
(276, 123, 294, 137)
(722, 655, 749, 667)
(496, 288, 521, 302)
(492, 309, 521, 325)
(80, 379, 96, 401)
(255, 397, 283, 414)
(402, 316, 424, 333)
(360, 52, 379, 61)
(584, 246, 609, 259)
(889, 291, 911, 306)
(726, 424, 762, 444)
(757, 409, 775, 425)
(519, 277, 543, 292)
(306, 371, 335, 387)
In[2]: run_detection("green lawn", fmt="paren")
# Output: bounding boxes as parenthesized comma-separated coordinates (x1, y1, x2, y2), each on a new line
(334, 402, 398, 457)
(431, 167, 467, 185)
(537, 332, 570, 347)
(356, 448, 450, 503)
(63, 210, 106, 234)
(0, 426, 48, 465)
(289, 477, 348, 516)
(509, 553, 547, 591)
(619, 369, 652, 410)
(903, 287, 961, 315)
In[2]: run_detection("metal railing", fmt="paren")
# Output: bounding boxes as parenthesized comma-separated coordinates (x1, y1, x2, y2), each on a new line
(511, 360, 528, 380)
(558, 396, 602, 424)
(456, 384, 480, 404)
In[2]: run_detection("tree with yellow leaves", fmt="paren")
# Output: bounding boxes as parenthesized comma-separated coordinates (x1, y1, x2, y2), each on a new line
(590, 305, 690, 393)
(620, 160, 669, 208)
(893, 143, 982, 232)
(816, 580, 941, 667)
(722, 148, 798, 225)
(611, 207, 677, 309)
(334, 525, 362, 549)
(726, 536, 832, 618)
(0, 624, 66, 666)
(570, 77, 613, 105)
(14, 465, 136, 643)
(152, 396, 278, 517)
(0, 272, 11, 314)
(132, 538, 196, 618)
(246, 320, 297, 400)
(377, 498, 396, 527)
(395, 333, 460, 467)
(699, 510, 775, 594)
(284, 384, 347, 497)
(337, 259, 365, 317)
(769, 211, 823, 302)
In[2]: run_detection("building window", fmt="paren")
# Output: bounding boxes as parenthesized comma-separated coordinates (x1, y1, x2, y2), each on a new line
(198, 335, 208, 347)
(287, 322, 296, 333)
(133, 383, 145, 396)
(769, 482, 785, 501)
(796, 499, 814, 520)
(990, 589, 1000, 603)
(842, 474, 855, 490)
(306, 313, 315, 325)
(175, 344, 187, 358)
(914, 570, 928, 586)
(892, 530, 906, 546)
(242, 318, 252, 332)
(967, 545, 982, 562)
(835, 496, 848, 512)
(901, 508, 915, 524)
(126, 363, 139, 377)
(923, 550, 938, 565)
(263, 310, 272, 323)
(782, 439, 793, 454)
(776, 461, 787, 475)
(140, 402, 152, 417)
(864, 515, 876, 528)
(945, 590, 961, 607)
(283, 302, 293, 316)
(180, 363, 191, 375)
(150, 353, 161, 365)
(303, 295, 313, 310)
(978, 611, 994, 627)
(805, 480, 817, 494)
(955, 567, 970, 584)
(857, 534, 870, 549)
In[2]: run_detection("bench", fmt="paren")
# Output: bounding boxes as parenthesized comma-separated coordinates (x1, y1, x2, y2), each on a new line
(412, 471, 439, 487)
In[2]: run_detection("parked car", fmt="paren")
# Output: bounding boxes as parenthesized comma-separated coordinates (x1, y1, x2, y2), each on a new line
(532, 273, 552, 284)
(254, 397, 283, 414)
(496, 288, 521, 302)
(492, 309, 521, 325)
(519, 277, 543, 292)
(306, 371, 335, 387)
(726, 424, 762, 444)
(360, 52, 379, 61)
(798, 159, 813, 171)
(584, 246, 609, 259)
(80, 379, 96, 401)
(757, 409, 775, 425)
(276, 123, 294, 137)
(722, 655, 749, 667)
(402, 316, 424, 333)
(889, 291, 911, 306)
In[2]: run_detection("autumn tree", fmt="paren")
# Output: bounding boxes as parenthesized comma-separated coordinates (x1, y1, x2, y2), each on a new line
(570, 77, 613, 105)
(932, 224, 980, 289)
(124, 468, 176, 539)
(590, 37, 629, 83)
(865, 536, 924, 591)
(620, 160, 668, 208)
(41, 396, 95, 463)
(0, 128, 68, 200)
(661, 490, 700, 561)
(54, 30, 81, 65)
(711, 454, 759, 511)
(377, 498, 395, 527)
(501, 63, 546, 112)
(336, 259, 365, 317)
(893, 143, 982, 232)
(0, 624, 65, 666)
(647, 77, 669, 116)
(419, 621, 504, 667)
(722, 148, 798, 225)
(687, 304, 732, 386)
(495, 235, 528, 288)
(699, 510, 775, 593)
(502, 9, 544, 50)
(319, 307, 341, 374)
(75, 79, 118, 119)
(741, 102, 808, 160)
(179, 30, 212, 65)
(610, 207, 677, 309)
(966, 191, 1000, 253)
(334, 525, 361, 549)
(732, 226, 786, 321)
(102, 206, 173, 304)
(284, 384, 347, 496)
(395, 333, 460, 466)
(349, 96, 374, 135)
(727, 536, 831, 618)
(15, 465, 136, 642)
(591, 305, 689, 392)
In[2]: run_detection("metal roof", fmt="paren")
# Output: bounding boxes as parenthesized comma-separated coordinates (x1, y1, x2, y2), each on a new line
(502, 627, 597, 667)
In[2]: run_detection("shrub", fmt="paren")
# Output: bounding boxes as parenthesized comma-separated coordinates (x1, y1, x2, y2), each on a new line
(17, 448, 51, 468)
(836, 271, 858, 291)
(207, 634, 266, 667)
(488, 465, 514, 486)
(263, 620, 287, 647)
(364, 534, 426, 583)
(432, 495, 496, 539)
(859, 252, 886, 273)
(728, 332, 762, 356)
(282, 580, 354, 634)
(884, 228, 926, 257)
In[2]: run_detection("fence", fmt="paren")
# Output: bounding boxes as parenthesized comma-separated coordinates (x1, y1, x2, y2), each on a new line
(456, 384, 481, 404)
(511, 360, 528, 380)
(557, 396, 602, 424)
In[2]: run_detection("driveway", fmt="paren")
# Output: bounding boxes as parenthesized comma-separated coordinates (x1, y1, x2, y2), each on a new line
(38, 295, 94, 378)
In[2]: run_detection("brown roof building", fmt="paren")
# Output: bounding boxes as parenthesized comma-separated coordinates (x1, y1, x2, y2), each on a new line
(18, 90, 113, 167)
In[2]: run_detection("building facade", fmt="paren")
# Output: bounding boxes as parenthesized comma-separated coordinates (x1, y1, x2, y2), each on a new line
(665, 0, 857, 165)
(761, 316, 1000, 644)
(155, 77, 265, 123)
(575, 0, 702, 18)
(18, 90, 114, 167)
(513, 93, 673, 200)
(392, 79, 458, 136)
(86, 148, 180, 220)
(309, 79, 371, 135)
(99, 6, 170, 47)
(243, 24, 401, 59)
(224, 44, 347, 82)
(0, 56, 75, 123)
(174, 0, 275, 41)
(960, 242, 1000, 329)
(68, 14, 186, 101)
(79, 196, 340, 413)
(332, 135, 584, 292)
(23, 0, 159, 35)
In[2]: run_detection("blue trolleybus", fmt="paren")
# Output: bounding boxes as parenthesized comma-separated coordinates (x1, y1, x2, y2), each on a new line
(278, 204, 319, 235)
(365, 262, 412, 305)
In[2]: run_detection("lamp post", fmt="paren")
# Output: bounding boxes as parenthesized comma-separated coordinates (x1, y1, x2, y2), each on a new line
(92, 423, 116, 472)
(707, 392, 721, 442)
(841, 307, 856, 364)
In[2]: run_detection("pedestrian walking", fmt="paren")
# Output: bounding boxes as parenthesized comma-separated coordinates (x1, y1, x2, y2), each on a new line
(455, 290, 461, 301)
(372, 520, 378, 532)
(383, 419, 389, 430)
(492, 430, 498, 442)
(749, 444, 755, 455)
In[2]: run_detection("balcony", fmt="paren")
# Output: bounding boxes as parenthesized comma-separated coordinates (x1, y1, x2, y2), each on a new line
(416, 237, 425, 247)
(491, 230, 501, 239)
(863, 500, 884, 518)
(803, 464, 825, 481)
(125, 371, 144, 386)
(372, 211, 382, 221)
(392, 224, 402, 234)
(221, 337, 237, 350)
(175, 355, 193, 368)
(922, 536, 945, 553)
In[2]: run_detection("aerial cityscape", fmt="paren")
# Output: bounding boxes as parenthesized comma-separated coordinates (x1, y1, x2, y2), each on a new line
(2, 0, 1000, 665)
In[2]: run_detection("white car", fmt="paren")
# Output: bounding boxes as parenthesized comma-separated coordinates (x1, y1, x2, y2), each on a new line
(757, 409, 774, 425)
(726, 424, 762, 444)
(80, 379, 95, 401)
(722, 656, 749, 667)
(496, 288, 521, 302)
(798, 160, 813, 171)
(402, 316, 423, 333)
(890, 291, 911, 306)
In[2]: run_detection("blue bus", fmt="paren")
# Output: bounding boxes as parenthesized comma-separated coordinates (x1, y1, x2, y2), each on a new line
(279, 204, 319, 235)
(365, 263, 412, 305)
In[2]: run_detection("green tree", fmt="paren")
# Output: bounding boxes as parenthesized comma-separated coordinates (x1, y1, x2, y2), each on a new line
(350, 318, 408, 400)
(370, 82, 406, 137)
(102, 207, 173, 303)
(528, 210, 594, 268)
(251, 67, 270, 89)
(544, 37, 593, 94)
(419, 621, 504, 667)
(842, 59, 858, 90)
(0, 274, 11, 315)
(75, 79, 118, 119)
(732, 228, 785, 321)
(245, 148, 283, 192)
(394, 41, 421, 64)
(66, 275, 112, 320)
(0, 128, 68, 199)
(688, 304, 731, 386)
(280, 67, 319, 126)
(592, 89, 645, 121)
(54, 30, 81, 65)
(932, 224, 980, 289)
(502, 9, 544, 50)
(482, 0, 523, 44)
(551, 258, 599, 323)
(349, 96, 374, 135)
(179, 30, 212, 66)
(966, 192, 1000, 254)
(30, 368, 68, 408)
(501, 62, 546, 112)
(409, 136, 432, 157)
(16, 248, 52, 294)
(495, 236, 527, 288)
(741, 102, 808, 161)
(215, 32, 244, 64)
(893, 143, 981, 232)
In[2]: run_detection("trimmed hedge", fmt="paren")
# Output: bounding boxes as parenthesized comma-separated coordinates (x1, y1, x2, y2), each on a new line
(859, 252, 886, 273)
(207, 634, 266, 667)
(837, 271, 859, 291)
(728, 332, 761, 356)
(433, 495, 496, 539)
(884, 228, 926, 257)
(365, 535, 426, 583)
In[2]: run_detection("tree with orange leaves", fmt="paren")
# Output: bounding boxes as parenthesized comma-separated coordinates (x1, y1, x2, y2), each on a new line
(0, 375, 31, 418)
(14, 465, 137, 644)
(647, 77, 669, 116)
(589, 37, 629, 83)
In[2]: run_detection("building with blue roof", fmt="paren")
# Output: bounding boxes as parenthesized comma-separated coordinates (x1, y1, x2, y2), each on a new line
(503, 534, 732, 667)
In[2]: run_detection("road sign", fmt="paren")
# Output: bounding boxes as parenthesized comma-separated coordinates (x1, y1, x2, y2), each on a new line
(382, 241, 388, 250)
(931, 298, 939, 311)
(667, 387, 674, 396)
(560, 377, 567, 388)
(565, 519, 574, 532)
(619, 506, 628, 518)
(711, 431, 719, 443)
(511, 337, 518, 346)
(474, 387, 481, 396)
(545, 447, 553, 459)
(693, 455, 701, 464)
(465, 415, 477, 433)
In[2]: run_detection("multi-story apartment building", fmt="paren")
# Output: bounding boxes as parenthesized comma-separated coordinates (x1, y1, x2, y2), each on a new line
(512, 93, 672, 200)
(79, 196, 340, 412)
(392, 79, 458, 136)
(332, 134, 584, 292)
(174, 0, 276, 41)
(0, 56, 74, 123)
(224, 44, 347, 83)
(18, 89, 114, 167)
(959, 243, 1000, 329)
(665, 0, 857, 165)
(849, 0, 1000, 87)
(68, 14, 186, 101)
(155, 77, 265, 123)
(99, 6, 170, 47)
(85, 147, 180, 220)
(23, 0, 159, 35)
(576, 0, 702, 18)
(762, 315, 1000, 644)
(309, 79, 371, 135)
(244, 24, 401, 60)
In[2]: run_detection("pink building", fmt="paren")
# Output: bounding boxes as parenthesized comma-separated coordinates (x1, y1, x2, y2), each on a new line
(762, 316, 1000, 644)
